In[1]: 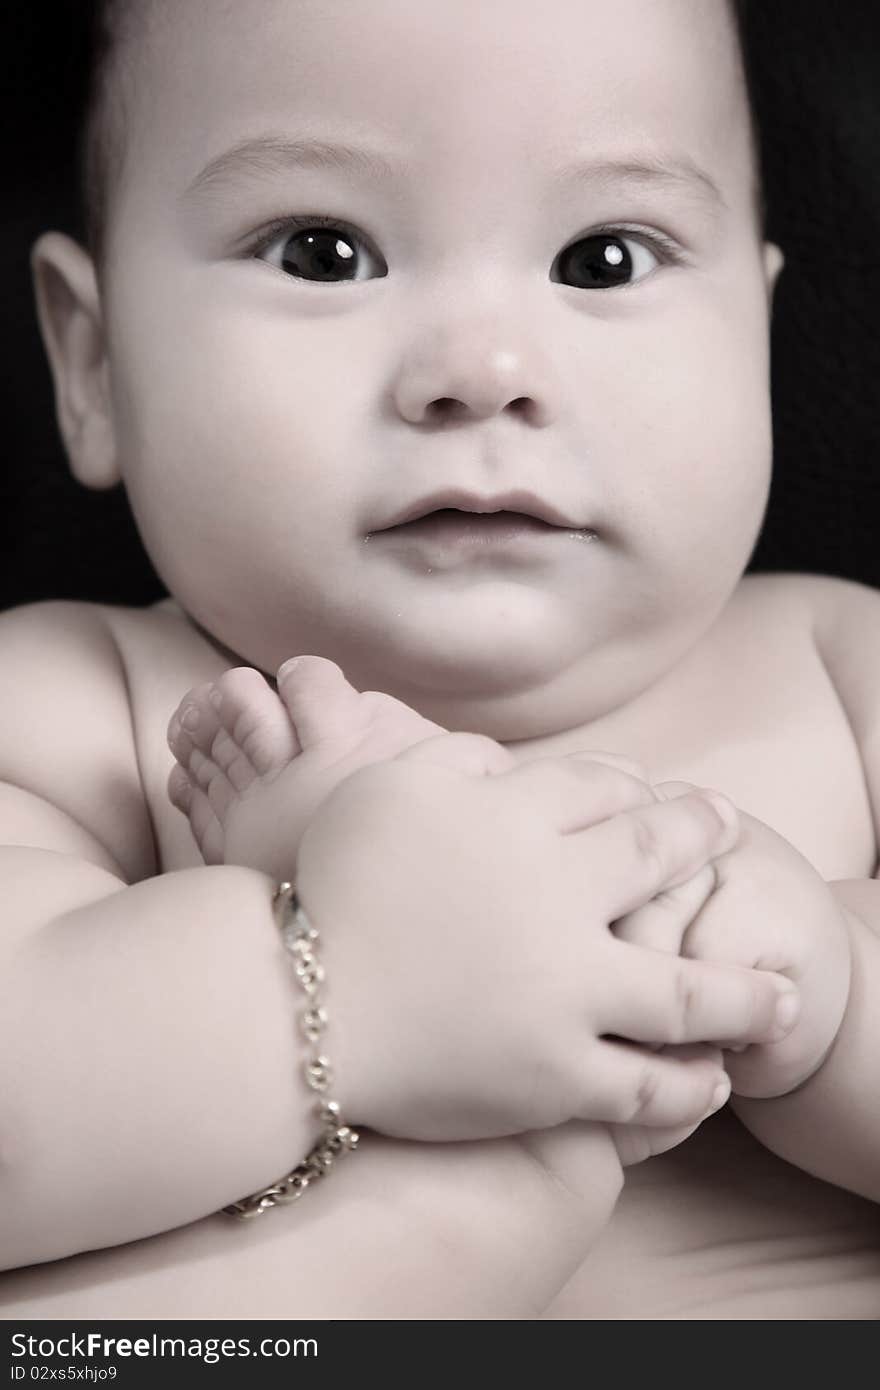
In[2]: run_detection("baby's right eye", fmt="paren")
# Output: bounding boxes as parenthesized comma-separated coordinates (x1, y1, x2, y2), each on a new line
(252, 215, 386, 284)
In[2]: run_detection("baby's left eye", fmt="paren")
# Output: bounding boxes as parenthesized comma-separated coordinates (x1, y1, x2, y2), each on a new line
(552, 231, 671, 290)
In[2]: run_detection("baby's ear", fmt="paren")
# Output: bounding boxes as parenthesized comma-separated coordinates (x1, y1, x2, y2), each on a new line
(29, 232, 120, 490)
(762, 241, 785, 300)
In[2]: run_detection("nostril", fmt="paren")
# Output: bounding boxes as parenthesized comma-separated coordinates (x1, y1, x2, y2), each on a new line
(428, 398, 466, 422)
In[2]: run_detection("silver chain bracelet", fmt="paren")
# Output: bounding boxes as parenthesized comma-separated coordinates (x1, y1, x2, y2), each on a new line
(224, 881, 359, 1219)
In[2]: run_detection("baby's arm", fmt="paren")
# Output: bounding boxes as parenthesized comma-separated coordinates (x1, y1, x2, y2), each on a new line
(0, 1122, 623, 1321)
(1, 753, 792, 1277)
(1, 809, 625, 1317)
(2, 757, 779, 1280)
(0, 851, 337, 1267)
(1, 851, 627, 1317)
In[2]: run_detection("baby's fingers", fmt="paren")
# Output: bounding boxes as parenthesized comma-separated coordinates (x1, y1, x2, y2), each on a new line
(570, 789, 738, 916)
(613, 863, 718, 954)
(601, 945, 800, 1049)
(581, 1038, 729, 1127)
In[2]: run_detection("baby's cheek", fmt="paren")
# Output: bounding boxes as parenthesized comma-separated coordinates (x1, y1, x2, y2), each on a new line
(638, 282, 773, 544)
(572, 325, 764, 663)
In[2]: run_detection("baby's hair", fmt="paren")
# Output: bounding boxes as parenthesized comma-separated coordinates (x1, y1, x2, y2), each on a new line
(80, 0, 145, 275)
(79, 0, 764, 278)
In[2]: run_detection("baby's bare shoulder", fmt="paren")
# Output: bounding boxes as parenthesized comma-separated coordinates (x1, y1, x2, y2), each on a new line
(735, 569, 880, 693)
(790, 571, 880, 771)
(735, 569, 839, 616)
(737, 568, 877, 613)
(731, 570, 880, 652)
(0, 600, 156, 882)
(737, 569, 880, 668)
(738, 572, 880, 840)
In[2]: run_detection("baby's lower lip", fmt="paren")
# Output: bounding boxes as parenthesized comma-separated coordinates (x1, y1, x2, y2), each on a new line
(377, 509, 591, 547)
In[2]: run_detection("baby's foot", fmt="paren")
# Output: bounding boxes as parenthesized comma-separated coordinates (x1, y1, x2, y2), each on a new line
(167, 656, 446, 879)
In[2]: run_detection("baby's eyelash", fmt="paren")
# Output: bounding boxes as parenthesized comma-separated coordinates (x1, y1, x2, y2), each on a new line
(589, 224, 686, 266)
(243, 215, 687, 269)
(245, 213, 364, 259)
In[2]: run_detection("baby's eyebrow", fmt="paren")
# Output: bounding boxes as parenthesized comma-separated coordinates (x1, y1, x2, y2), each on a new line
(550, 152, 727, 220)
(183, 133, 408, 201)
(182, 131, 727, 221)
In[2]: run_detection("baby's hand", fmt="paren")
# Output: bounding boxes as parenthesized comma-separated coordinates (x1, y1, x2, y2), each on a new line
(614, 799, 852, 1099)
(167, 660, 798, 1142)
(295, 740, 798, 1143)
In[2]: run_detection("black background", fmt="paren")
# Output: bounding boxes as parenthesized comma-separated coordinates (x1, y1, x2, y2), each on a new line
(2, 1, 879, 611)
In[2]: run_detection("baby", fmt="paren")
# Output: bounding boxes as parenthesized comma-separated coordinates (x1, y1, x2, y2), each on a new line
(2, 0, 880, 1320)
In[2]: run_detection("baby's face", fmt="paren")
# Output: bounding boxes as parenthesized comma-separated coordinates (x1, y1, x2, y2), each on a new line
(94, 0, 781, 736)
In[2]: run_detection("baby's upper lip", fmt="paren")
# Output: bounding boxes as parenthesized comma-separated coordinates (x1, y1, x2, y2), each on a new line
(377, 488, 585, 530)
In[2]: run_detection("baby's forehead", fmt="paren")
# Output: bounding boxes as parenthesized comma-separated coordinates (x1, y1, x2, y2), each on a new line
(111, 0, 751, 232)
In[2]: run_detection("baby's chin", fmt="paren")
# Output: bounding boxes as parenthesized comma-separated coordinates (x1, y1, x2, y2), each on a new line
(342, 599, 600, 690)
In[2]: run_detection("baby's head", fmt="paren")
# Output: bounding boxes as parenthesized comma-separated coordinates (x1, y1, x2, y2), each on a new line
(33, 0, 783, 739)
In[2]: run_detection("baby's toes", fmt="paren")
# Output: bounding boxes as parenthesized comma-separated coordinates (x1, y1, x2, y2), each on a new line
(276, 654, 444, 760)
(166, 670, 281, 825)
(167, 681, 239, 803)
(166, 681, 223, 769)
(208, 666, 300, 786)
(166, 729, 237, 838)
(167, 685, 225, 805)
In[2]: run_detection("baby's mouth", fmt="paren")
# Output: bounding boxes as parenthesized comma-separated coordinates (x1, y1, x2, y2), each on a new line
(377, 486, 586, 532)
(364, 487, 599, 558)
(371, 506, 598, 550)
